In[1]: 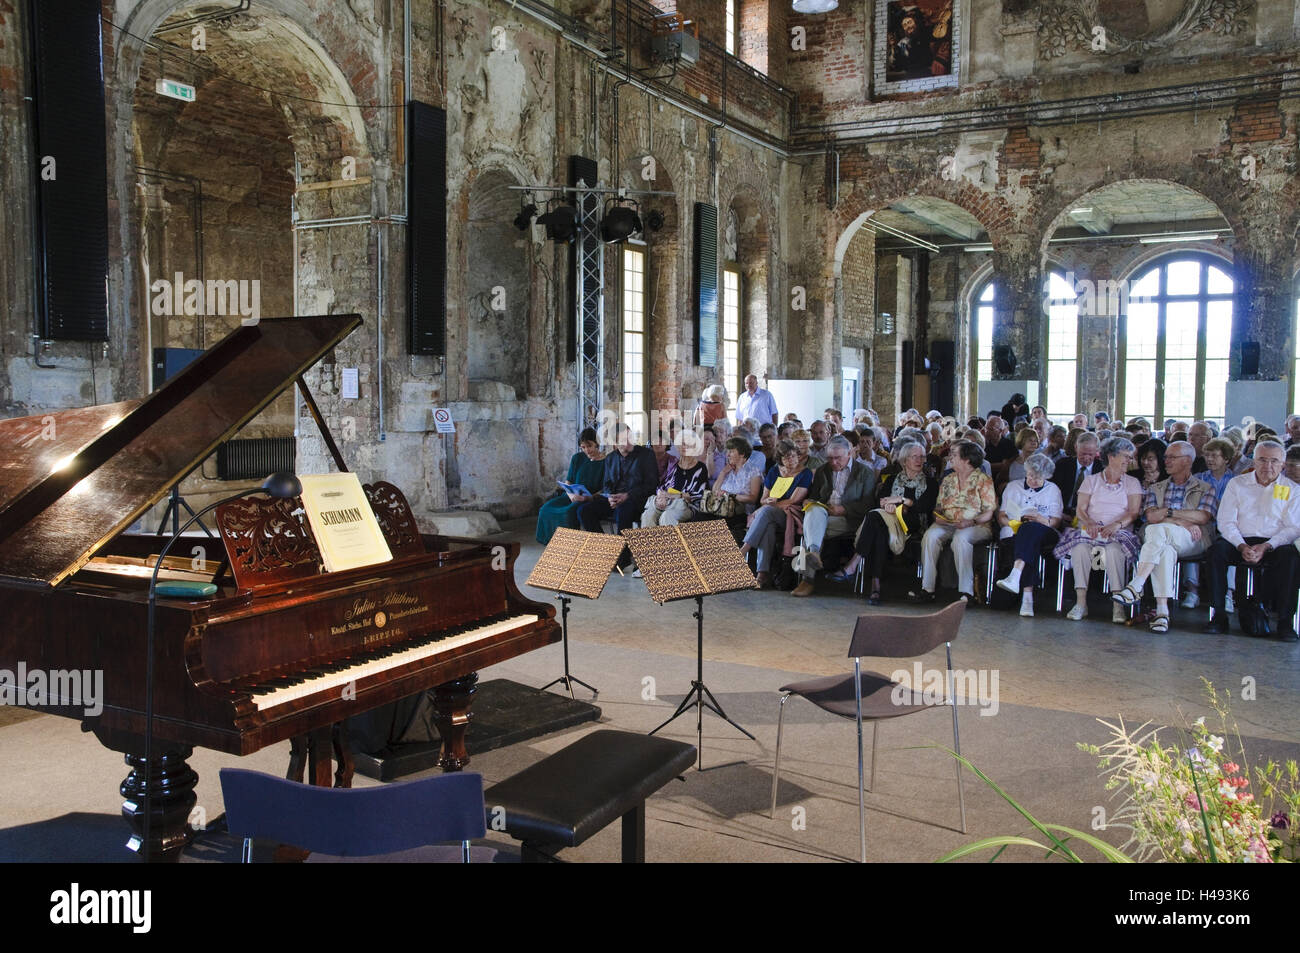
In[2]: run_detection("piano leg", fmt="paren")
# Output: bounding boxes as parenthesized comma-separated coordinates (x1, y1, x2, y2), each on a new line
(432, 673, 479, 771)
(119, 745, 199, 863)
(332, 722, 355, 788)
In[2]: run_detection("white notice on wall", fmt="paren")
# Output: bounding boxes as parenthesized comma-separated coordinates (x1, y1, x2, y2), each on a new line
(341, 367, 359, 400)
(433, 407, 455, 434)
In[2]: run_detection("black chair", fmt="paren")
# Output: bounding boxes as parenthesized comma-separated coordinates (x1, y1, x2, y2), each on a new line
(219, 768, 489, 862)
(769, 600, 968, 863)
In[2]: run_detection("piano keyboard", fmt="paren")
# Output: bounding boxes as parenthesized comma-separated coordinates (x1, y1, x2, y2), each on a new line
(246, 613, 539, 711)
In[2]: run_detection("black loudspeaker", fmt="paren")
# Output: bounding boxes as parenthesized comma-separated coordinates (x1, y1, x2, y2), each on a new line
(30, 0, 109, 341)
(407, 101, 447, 355)
(1241, 341, 1260, 377)
(930, 340, 956, 417)
(993, 344, 1018, 375)
(901, 340, 915, 408)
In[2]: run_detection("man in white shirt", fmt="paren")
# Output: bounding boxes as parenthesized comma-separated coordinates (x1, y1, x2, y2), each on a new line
(735, 374, 778, 427)
(1203, 440, 1300, 640)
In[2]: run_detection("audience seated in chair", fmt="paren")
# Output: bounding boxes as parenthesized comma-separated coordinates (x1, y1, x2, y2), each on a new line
(913, 440, 996, 606)
(576, 422, 658, 568)
(790, 435, 878, 597)
(640, 431, 710, 529)
(536, 427, 606, 545)
(739, 440, 813, 589)
(1053, 436, 1143, 622)
(710, 436, 766, 542)
(835, 441, 936, 604)
(994, 452, 1063, 617)
(1201, 440, 1300, 641)
(1109, 441, 1217, 633)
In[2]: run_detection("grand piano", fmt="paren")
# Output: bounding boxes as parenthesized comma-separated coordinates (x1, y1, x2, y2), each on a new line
(0, 315, 560, 860)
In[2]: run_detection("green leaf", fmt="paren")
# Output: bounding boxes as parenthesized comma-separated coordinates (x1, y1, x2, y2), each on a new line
(937, 836, 1060, 863)
(1042, 825, 1134, 863)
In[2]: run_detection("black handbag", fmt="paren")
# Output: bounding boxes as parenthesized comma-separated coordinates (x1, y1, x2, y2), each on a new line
(1237, 597, 1274, 638)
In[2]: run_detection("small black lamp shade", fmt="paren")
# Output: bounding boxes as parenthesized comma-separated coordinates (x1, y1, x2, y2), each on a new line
(262, 472, 302, 499)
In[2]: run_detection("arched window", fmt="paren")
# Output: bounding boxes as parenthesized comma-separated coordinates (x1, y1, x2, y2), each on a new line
(972, 272, 1077, 419)
(1119, 255, 1233, 427)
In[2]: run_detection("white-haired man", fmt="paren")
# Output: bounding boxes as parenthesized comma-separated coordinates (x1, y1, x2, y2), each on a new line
(792, 436, 877, 597)
(1202, 440, 1300, 640)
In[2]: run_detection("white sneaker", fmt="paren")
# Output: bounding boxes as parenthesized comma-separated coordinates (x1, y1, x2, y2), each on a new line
(996, 573, 1022, 594)
(1112, 603, 1128, 624)
(1225, 593, 1235, 614)
(1180, 591, 1199, 609)
(1066, 604, 1087, 621)
(1019, 597, 1034, 618)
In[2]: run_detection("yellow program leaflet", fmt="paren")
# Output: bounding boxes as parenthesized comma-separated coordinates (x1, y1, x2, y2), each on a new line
(299, 472, 394, 573)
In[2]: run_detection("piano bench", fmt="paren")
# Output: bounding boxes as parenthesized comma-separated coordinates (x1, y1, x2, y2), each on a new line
(483, 729, 696, 863)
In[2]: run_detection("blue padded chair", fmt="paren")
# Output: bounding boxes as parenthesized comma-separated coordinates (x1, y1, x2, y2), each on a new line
(219, 768, 489, 863)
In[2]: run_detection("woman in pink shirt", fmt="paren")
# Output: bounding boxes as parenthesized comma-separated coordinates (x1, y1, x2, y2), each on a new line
(1053, 437, 1144, 621)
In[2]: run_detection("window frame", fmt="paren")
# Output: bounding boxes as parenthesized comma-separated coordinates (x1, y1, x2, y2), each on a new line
(621, 244, 648, 435)
(1116, 252, 1234, 428)
(722, 261, 742, 413)
(1043, 270, 1081, 421)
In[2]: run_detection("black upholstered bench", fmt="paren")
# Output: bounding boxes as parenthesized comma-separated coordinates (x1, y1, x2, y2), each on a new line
(483, 729, 696, 862)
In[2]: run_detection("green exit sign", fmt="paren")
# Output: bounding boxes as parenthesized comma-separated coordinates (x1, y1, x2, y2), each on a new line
(155, 78, 196, 103)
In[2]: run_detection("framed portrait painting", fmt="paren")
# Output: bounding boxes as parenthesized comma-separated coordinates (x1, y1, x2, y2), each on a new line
(874, 0, 961, 95)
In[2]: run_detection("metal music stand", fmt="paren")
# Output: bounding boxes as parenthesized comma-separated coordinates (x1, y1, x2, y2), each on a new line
(526, 528, 625, 699)
(621, 521, 758, 769)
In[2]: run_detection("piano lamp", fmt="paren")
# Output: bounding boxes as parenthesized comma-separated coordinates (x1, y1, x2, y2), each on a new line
(139, 472, 301, 861)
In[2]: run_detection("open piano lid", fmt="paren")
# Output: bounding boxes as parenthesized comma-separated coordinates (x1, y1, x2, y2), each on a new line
(0, 314, 362, 588)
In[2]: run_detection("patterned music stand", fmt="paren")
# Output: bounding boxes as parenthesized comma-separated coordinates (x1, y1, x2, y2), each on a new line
(525, 528, 626, 698)
(621, 521, 758, 769)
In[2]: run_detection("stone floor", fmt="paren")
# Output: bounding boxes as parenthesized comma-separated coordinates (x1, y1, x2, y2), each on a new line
(1, 517, 1296, 863)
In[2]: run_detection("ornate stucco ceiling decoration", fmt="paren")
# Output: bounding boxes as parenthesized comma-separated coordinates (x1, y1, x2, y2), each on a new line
(1037, 0, 1253, 59)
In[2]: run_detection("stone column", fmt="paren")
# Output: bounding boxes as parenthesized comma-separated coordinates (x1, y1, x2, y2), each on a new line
(1231, 244, 1292, 380)
(990, 238, 1041, 381)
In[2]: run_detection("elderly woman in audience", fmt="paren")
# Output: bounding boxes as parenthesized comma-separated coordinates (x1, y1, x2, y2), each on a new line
(641, 431, 710, 529)
(693, 384, 728, 429)
(710, 436, 766, 542)
(995, 453, 1063, 617)
(1006, 427, 1041, 484)
(1053, 436, 1143, 622)
(833, 440, 936, 604)
(739, 439, 813, 588)
(1134, 437, 1168, 490)
(792, 428, 824, 471)
(1110, 440, 1218, 632)
(912, 440, 997, 605)
(536, 427, 606, 544)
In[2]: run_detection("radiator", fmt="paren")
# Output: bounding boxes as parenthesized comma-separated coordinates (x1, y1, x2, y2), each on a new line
(216, 437, 297, 482)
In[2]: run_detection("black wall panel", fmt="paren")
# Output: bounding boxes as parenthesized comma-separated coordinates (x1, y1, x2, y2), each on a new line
(29, 0, 108, 341)
(408, 101, 446, 355)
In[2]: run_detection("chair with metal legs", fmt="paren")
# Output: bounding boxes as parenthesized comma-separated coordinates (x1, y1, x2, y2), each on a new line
(768, 600, 968, 863)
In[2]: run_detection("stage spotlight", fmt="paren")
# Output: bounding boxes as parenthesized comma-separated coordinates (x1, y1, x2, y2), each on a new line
(513, 202, 538, 231)
(646, 209, 665, 232)
(536, 202, 578, 242)
(601, 202, 642, 243)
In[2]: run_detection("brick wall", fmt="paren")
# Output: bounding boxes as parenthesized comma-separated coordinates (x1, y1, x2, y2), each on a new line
(841, 225, 874, 345)
(1229, 98, 1284, 143)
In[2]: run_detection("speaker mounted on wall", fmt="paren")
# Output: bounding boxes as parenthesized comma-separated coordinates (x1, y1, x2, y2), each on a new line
(407, 101, 447, 356)
(993, 345, 1018, 376)
(1240, 341, 1260, 377)
(29, 0, 109, 341)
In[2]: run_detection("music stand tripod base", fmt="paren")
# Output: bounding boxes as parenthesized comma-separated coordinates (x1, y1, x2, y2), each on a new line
(648, 595, 755, 770)
(539, 595, 598, 699)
